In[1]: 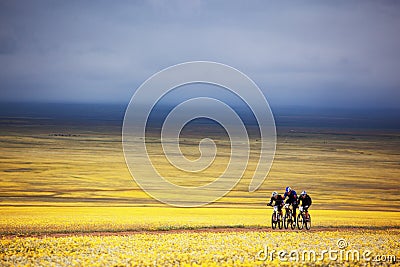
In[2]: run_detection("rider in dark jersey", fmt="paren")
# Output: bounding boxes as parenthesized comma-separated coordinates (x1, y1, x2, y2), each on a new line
(298, 190, 312, 219)
(283, 186, 298, 220)
(267, 191, 284, 216)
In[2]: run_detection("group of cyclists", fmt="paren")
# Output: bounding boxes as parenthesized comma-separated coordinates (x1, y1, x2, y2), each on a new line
(267, 186, 312, 223)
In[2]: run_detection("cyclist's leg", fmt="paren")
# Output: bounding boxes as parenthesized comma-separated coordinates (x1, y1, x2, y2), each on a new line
(293, 202, 298, 219)
(284, 200, 290, 213)
(304, 206, 309, 218)
(277, 204, 283, 216)
(272, 205, 278, 221)
(299, 205, 304, 213)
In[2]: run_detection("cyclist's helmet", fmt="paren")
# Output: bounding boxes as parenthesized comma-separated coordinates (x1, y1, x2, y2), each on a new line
(301, 190, 307, 195)
(272, 191, 278, 197)
(285, 186, 291, 193)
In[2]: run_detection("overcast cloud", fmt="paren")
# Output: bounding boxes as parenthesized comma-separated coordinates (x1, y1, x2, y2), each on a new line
(0, 0, 399, 108)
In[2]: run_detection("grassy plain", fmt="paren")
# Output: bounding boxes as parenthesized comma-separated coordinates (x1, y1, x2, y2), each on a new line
(0, 207, 399, 236)
(0, 117, 399, 210)
(0, 106, 399, 266)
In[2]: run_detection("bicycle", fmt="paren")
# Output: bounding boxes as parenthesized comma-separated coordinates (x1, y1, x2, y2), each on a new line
(283, 203, 296, 230)
(268, 204, 283, 230)
(297, 206, 311, 230)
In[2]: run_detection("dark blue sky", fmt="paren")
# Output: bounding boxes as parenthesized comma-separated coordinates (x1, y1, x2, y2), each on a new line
(0, 1, 399, 108)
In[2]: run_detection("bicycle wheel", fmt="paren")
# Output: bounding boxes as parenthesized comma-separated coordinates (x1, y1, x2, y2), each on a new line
(283, 212, 289, 229)
(271, 213, 277, 229)
(305, 214, 311, 230)
(297, 213, 304, 230)
(290, 215, 296, 230)
(278, 213, 283, 229)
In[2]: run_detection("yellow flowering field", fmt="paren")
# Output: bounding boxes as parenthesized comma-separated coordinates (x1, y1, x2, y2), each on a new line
(1, 114, 399, 266)
(1, 229, 399, 266)
(1, 207, 399, 235)
(0, 207, 399, 266)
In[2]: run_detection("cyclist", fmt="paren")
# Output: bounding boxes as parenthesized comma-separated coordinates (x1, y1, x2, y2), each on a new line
(298, 190, 312, 219)
(283, 186, 298, 220)
(267, 191, 284, 216)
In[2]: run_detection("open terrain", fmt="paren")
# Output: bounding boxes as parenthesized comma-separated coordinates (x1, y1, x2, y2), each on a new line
(0, 104, 399, 266)
(0, 114, 399, 210)
(2, 229, 399, 266)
